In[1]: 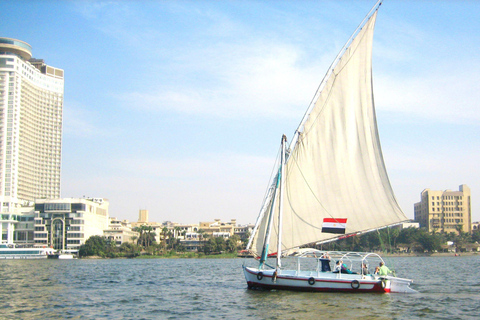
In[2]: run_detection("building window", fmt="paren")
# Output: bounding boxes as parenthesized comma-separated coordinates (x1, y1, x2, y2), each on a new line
(45, 203, 71, 211)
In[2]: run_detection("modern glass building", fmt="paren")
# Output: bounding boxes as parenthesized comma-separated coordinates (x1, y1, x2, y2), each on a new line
(0, 37, 64, 243)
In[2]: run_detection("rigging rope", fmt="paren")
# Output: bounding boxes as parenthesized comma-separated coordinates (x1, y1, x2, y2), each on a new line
(377, 228, 396, 274)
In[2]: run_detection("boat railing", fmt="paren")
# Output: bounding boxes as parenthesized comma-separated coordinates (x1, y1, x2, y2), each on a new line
(289, 250, 386, 277)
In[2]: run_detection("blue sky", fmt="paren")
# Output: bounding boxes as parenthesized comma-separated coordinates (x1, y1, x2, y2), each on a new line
(1, 0, 479, 225)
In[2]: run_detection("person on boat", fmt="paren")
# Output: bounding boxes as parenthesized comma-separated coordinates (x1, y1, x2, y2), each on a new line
(341, 262, 357, 274)
(377, 262, 392, 276)
(361, 263, 369, 275)
(319, 253, 331, 272)
(333, 260, 342, 273)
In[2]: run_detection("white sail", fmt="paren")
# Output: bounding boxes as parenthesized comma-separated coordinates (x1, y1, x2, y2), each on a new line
(250, 8, 408, 257)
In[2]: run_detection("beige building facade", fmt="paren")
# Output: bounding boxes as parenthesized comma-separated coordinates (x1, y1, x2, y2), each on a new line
(414, 184, 472, 234)
(104, 217, 138, 245)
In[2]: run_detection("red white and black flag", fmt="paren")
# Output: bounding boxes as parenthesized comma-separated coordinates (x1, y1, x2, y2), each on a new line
(322, 218, 347, 234)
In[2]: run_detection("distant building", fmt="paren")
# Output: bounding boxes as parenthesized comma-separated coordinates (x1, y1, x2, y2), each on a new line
(473, 221, 479, 232)
(138, 209, 149, 223)
(414, 184, 472, 234)
(234, 224, 254, 240)
(104, 217, 138, 245)
(395, 221, 419, 230)
(34, 198, 110, 252)
(0, 38, 64, 221)
(0, 205, 35, 244)
(198, 219, 237, 237)
(131, 210, 164, 242)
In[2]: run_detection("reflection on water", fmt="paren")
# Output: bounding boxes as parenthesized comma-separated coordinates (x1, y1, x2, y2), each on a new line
(0, 256, 479, 319)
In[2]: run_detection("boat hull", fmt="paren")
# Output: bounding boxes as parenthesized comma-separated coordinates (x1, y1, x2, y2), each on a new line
(0, 246, 55, 259)
(48, 254, 75, 259)
(0, 255, 49, 260)
(243, 266, 413, 293)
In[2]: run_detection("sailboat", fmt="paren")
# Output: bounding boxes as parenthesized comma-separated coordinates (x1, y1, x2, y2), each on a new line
(242, 1, 415, 293)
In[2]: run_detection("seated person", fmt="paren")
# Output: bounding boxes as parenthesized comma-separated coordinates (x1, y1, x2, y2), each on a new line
(341, 263, 357, 274)
(332, 260, 342, 273)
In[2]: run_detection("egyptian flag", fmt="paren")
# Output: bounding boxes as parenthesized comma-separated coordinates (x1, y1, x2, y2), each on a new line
(322, 218, 347, 234)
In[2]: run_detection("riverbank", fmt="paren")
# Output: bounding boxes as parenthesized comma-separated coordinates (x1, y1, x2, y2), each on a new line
(80, 252, 239, 259)
(80, 251, 479, 259)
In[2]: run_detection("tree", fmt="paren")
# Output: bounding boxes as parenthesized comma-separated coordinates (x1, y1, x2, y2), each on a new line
(416, 231, 442, 252)
(453, 225, 472, 252)
(226, 235, 241, 253)
(79, 235, 107, 257)
(203, 236, 227, 254)
(160, 227, 169, 252)
(241, 231, 250, 249)
(214, 237, 226, 252)
(134, 225, 156, 249)
(174, 226, 182, 239)
(131, 235, 138, 244)
(471, 229, 480, 243)
(203, 238, 215, 254)
(119, 242, 140, 257)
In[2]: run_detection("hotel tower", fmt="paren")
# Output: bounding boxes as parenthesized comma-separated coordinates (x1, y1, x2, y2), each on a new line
(0, 38, 64, 225)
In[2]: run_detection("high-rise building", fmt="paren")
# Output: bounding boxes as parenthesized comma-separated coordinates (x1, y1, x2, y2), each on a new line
(0, 37, 63, 213)
(414, 184, 472, 234)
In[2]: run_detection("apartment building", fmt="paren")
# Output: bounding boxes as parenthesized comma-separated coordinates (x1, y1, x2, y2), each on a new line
(414, 184, 471, 234)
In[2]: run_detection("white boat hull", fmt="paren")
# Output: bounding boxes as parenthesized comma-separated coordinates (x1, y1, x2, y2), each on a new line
(0, 255, 49, 260)
(243, 266, 415, 293)
(47, 253, 76, 259)
(0, 245, 55, 259)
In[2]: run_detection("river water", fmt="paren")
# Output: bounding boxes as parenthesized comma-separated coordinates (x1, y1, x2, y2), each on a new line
(0, 255, 479, 319)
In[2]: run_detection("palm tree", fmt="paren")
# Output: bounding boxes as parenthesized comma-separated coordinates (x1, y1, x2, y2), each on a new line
(145, 225, 154, 248)
(131, 235, 138, 244)
(174, 226, 181, 239)
(132, 226, 144, 246)
(197, 229, 207, 252)
(160, 227, 169, 252)
(454, 225, 471, 252)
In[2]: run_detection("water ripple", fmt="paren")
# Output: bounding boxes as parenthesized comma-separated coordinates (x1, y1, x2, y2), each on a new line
(0, 256, 479, 319)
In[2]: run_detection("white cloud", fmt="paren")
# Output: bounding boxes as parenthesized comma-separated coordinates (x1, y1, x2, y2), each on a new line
(116, 41, 326, 119)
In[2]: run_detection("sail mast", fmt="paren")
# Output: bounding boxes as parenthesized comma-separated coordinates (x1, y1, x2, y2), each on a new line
(275, 135, 287, 269)
(289, 0, 383, 151)
(258, 140, 284, 267)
